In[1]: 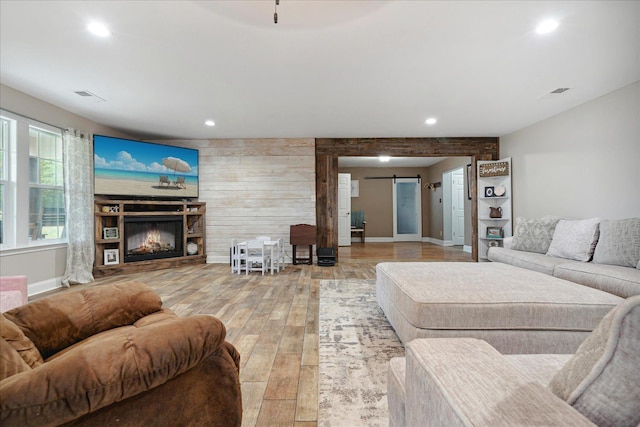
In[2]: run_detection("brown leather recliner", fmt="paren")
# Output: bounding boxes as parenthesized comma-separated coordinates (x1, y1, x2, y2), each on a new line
(0, 281, 242, 426)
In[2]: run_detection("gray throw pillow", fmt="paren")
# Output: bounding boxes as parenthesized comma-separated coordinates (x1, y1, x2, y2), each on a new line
(592, 218, 640, 268)
(548, 296, 640, 427)
(511, 217, 561, 254)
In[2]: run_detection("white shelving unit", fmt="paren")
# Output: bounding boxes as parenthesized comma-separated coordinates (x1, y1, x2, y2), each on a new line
(477, 158, 512, 260)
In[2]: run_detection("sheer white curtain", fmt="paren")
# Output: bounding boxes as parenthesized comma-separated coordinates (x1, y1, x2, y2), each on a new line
(62, 129, 94, 286)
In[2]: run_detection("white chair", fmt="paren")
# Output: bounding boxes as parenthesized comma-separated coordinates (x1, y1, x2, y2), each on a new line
(275, 238, 286, 272)
(245, 239, 268, 275)
(234, 240, 249, 275)
(256, 236, 281, 274)
(230, 239, 241, 274)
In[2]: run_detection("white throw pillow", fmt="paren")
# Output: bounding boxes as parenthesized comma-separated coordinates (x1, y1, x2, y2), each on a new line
(546, 218, 600, 262)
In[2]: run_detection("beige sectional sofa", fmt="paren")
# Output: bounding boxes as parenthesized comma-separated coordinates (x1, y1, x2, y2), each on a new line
(376, 262, 623, 354)
(387, 296, 640, 427)
(488, 217, 640, 299)
(377, 218, 640, 355)
(382, 217, 640, 426)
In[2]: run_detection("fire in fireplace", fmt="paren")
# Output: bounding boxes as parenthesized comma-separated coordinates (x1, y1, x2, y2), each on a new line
(124, 216, 183, 263)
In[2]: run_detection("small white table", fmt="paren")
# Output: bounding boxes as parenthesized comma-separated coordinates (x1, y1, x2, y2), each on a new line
(237, 240, 279, 274)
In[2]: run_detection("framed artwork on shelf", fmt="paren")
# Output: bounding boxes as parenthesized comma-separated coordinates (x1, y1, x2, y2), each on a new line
(484, 186, 494, 197)
(103, 227, 119, 240)
(486, 227, 503, 239)
(104, 249, 119, 265)
(479, 161, 510, 177)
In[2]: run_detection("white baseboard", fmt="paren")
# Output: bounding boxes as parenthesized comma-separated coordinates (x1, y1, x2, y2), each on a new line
(29, 277, 65, 297)
(425, 237, 453, 246)
(362, 237, 394, 243)
(463, 245, 472, 253)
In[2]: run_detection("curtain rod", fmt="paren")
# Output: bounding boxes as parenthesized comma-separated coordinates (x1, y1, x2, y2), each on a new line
(1, 108, 66, 131)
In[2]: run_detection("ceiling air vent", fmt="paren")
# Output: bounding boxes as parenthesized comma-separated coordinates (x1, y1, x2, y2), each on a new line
(550, 88, 570, 94)
(74, 90, 106, 102)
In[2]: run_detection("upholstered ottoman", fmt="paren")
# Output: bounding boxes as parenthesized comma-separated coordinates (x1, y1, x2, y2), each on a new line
(376, 262, 623, 354)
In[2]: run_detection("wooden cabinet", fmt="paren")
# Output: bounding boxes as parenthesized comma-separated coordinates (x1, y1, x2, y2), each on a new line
(477, 158, 512, 261)
(94, 199, 206, 277)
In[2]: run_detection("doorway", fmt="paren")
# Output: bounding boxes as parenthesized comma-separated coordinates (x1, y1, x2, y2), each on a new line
(316, 137, 500, 261)
(393, 178, 422, 241)
(338, 173, 351, 246)
(451, 168, 465, 245)
(442, 167, 465, 246)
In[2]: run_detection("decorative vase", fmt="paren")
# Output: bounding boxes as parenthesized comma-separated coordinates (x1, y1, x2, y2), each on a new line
(489, 207, 503, 218)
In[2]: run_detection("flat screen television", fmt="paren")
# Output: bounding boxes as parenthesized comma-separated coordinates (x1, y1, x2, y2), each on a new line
(93, 135, 199, 199)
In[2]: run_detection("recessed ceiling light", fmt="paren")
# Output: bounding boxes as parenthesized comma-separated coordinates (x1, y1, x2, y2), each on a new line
(205, 120, 216, 127)
(425, 117, 437, 125)
(536, 19, 559, 35)
(87, 22, 111, 38)
(379, 156, 391, 162)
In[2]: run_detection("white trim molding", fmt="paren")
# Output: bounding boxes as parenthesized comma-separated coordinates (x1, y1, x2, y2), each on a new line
(364, 237, 394, 243)
(424, 237, 453, 246)
(29, 276, 65, 296)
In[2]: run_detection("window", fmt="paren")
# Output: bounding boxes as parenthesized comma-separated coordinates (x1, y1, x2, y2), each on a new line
(29, 127, 65, 241)
(0, 110, 66, 250)
(0, 117, 9, 245)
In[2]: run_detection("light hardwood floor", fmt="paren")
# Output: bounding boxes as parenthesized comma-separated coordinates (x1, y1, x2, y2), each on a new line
(37, 242, 472, 426)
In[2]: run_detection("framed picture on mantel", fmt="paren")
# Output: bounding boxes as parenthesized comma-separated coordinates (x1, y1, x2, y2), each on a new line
(103, 227, 119, 240)
(104, 249, 119, 265)
(486, 227, 503, 239)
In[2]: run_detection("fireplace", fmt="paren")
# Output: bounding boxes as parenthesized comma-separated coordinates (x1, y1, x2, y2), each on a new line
(124, 216, 183, 263)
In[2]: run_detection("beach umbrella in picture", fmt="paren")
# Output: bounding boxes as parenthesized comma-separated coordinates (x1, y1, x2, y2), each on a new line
(162, 157, 191, 175)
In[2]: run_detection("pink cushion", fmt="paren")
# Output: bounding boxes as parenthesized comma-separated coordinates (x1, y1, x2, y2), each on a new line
(1, 291, 25, 313)
(0, 276, 28, 312)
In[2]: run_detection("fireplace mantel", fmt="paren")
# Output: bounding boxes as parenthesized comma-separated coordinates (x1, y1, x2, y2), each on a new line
(93, 199, 206, 277)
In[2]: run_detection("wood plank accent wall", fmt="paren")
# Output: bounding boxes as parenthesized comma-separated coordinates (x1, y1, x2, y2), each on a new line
(168, 138, 316, 263)
(316, 138, 499, 261)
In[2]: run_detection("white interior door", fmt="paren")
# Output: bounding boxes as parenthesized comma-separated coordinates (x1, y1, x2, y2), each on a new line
(393, 178, 422, 241)
(451, 168, 465, 245)
(338, 173, 351, 246)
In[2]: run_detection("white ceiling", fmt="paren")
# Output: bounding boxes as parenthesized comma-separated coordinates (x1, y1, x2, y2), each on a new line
(1, 0, 639, 145)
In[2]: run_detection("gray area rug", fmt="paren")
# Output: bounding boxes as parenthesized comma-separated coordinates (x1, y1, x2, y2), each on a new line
(319, 279, 405, 427)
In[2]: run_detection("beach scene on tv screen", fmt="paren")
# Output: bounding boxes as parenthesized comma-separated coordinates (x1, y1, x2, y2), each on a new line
(94, 137, 199, 198)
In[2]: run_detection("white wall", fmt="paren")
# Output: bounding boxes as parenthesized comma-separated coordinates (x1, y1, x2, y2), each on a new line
(163, 138, 316, 263)
(501, 81, 640, 220)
